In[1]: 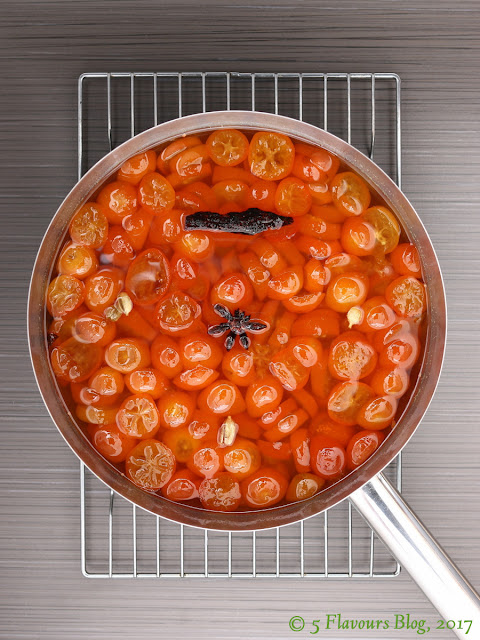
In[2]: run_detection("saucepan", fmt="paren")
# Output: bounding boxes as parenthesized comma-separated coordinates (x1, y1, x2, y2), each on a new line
(28, 111, 479, 635)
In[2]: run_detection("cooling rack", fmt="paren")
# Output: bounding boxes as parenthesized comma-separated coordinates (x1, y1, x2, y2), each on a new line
(79, 71, 402, 579)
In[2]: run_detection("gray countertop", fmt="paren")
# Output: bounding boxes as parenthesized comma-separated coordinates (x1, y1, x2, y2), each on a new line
(1, 2, 480, 639)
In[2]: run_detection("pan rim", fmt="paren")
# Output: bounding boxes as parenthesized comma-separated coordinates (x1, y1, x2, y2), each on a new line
(28, 110, 447, 531)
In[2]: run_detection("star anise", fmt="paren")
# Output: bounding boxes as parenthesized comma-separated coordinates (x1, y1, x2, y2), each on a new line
(207, 304, 267, 351)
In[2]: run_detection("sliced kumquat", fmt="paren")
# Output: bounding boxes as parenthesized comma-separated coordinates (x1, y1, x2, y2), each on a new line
(212, 165, 255, 186)
(239, 251, 270, 301)
(206, 129, 249, 167)
(139, 172, 176, 214)
(157, 136, 203, 174)
(166, 162, 213, 190)
(125, 247, 170, 306)
(117, 308, 159, 343)
(148, 209, 184, 245)
(102, 225, 135, 268)
(331, 171, 371, 217)
(290, 428, 311, 473)
(116, 393, 160, 439)
(245, 375, 284, 418)
(286, 473, 325, 502)
(288, 336, 323, 368)
(211, 272, 254, 311)
(378, 333, 420, 370)
(310, 355, 337, 407)
(97, 180, 137, 224)
(263, 408, 308, 442)
(307, 180, 333, 206)
(198, 379, 246, 416)
(48, 306, 87, 343)
(251, 238, 288, 276)
(76, 404, 120, 425)
(309, 413, 356, 448)
(328, 331, 378, 381)
(347, 296, 396, 333)
(291, 308, 340, 340)
(187, 440, 224, 478)
(304, 258, 329, 292)
(88, 423, 138, 463)
(268, 311, 296, 351)
(69, 202, 109, 249)
(274, 177, 312, 217)
(105, 337, 151, 373)
(51, 337, 102, 383)
(57, 242, 99, 280)
(222, 346, 256, 387)
(246, 178, 277, 210)
(370, 366, 410, 399)
(179, 332, 223, 369)
(310, 435, 346, 480)
(118, 150, 157, 185)
(386, 276, 426, 318)
(199, 473, 242, 511)
(346, 430, 385, 471)
(126, 439, 176, 490)
(325, 271, 369, 313)
(269, 346, 309, 392)
(293, 388, 319, 418)
(357, 395, 397, 430)
(241, 467, 289, 508)
(175, 230, 214, 264)
(161, 469, 201, 501)
(248, 131, 295, 181)
(155, 291, 202, 336)
(187, 410, 221, 440)
(125, 368, 169, 399)
(267, 265, 303, 300)
(212, 179, 249, 208)
(47, 275, 85, 318)
(173, 365, 219, 391)
(283, 291, 324, 314)
(257, 441, 292, 462)
(172, 144, 209, 178)
(122, 208, 153, 252)
(293, 143, 340, 182)
(157, 389, 195, 429)
(390, 243, 421, 277)
(163, 427, 202, 463)
(341, 216, 377, 256)
(298, 214, 341, 241)
(73, 311, 116, 346)
(363, 206, 401, 254)
(84, 267, 124, 313)
(327, 380, 375, 426)
(221, 438, 261, 480)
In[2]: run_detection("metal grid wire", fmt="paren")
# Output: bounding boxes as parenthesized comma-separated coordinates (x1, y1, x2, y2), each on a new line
(79, 72, 402, 579)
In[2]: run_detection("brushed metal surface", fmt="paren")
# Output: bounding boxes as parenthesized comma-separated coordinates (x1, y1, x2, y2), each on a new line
(1, 1, 480, 639)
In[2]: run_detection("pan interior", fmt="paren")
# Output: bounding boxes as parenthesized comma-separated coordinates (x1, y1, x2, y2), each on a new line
(28, 111, 446, 531)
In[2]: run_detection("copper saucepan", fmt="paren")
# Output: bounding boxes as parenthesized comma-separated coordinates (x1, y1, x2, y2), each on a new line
(28, 111, 479, 635)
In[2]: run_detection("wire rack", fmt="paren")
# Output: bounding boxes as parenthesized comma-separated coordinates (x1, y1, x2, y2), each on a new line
(79, 71, 402, 579)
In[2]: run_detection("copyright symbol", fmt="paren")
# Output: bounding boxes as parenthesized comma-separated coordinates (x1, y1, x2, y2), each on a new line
(289, 616, 305, 632)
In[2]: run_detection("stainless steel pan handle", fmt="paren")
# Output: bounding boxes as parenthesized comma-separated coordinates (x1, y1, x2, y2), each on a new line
(350, 473, 480, 639)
